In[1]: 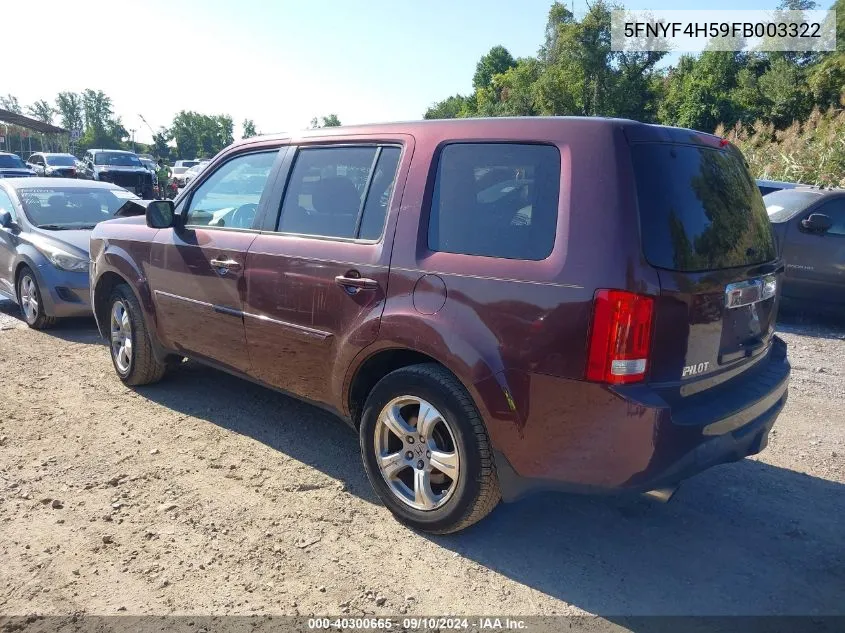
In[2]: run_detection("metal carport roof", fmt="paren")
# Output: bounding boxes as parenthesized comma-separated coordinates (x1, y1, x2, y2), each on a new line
(0, 107, 68, 134)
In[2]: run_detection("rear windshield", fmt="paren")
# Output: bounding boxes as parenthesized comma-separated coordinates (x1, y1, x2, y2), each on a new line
(18, 186, 139, 229)
(764, 189, 824, 222)
(633, 143, 776, 272)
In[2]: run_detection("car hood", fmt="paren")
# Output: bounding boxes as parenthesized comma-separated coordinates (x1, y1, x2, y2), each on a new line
(0, 168, 35, 177)
(29, 228, 92, 257)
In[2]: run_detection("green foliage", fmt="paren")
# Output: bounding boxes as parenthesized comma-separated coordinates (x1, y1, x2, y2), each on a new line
(242, 118, 258, 138)
(472, 45, 517, 90)
(26, 100, 55, 124)
(309, 114, 342, 128)
(55, 92, 83, 132)
(0, 94, 22, 114)
(424, 94, 471, 119)
(171, 111, 235, 159)
(720, 106, 845, 187)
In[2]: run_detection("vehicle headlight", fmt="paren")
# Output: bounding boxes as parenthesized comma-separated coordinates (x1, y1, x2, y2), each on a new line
(762, 275, 777, 300)
(41, 244, 89, 272)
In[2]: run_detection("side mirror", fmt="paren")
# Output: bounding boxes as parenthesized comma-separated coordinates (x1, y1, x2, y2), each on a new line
(0, 209, 12, 228)
(146, 199, 176, 229)
(801, 213, 832, 234)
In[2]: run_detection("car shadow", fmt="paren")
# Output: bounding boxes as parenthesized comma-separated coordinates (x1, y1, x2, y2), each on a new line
(0, 298, 101, 344)
(777, 304, 845, 341)
(429, 460, 845, 619)
(136, 362, 844, 619)
(135, 360, 380, 504)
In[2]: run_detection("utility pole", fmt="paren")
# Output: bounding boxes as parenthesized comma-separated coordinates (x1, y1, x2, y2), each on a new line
(130, 128, 136, 153)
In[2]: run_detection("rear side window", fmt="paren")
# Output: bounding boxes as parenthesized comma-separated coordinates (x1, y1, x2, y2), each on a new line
(428, 143, 560, 260)
(633, 143, 776, 272)
(278, 145, 400, 240)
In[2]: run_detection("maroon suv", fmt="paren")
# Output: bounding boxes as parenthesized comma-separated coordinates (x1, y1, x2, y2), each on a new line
(89, 118, 790, 533)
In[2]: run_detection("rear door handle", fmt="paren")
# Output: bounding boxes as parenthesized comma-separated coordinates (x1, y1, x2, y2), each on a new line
(334, 274, 379, 291)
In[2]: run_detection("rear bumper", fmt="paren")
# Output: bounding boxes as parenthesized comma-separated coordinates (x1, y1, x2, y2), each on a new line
(493, 336, 790, 501)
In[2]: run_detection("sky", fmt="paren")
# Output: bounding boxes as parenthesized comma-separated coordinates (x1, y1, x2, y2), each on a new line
(4, 0, 792, 144)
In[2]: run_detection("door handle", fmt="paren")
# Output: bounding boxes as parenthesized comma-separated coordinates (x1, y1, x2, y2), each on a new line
(210, 258, 242, 274)
(334, 274, 379, 292)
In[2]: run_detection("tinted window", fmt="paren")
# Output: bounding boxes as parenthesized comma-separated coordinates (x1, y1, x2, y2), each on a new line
(185, 151, 276, 229)
(764, 190, 825, 222)
(0, 155, 26, 169)
(94, 152, 141, 167)
(633, 143, 776, 272)
(428, 143, 560, 260)
(813, 199, 845, 236)
(45, 155, 76, 166)
(18, 186, 138, 228)
(278, 146, 399, 239)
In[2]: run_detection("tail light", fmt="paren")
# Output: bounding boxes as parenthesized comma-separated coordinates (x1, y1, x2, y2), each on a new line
(586, 290, 654, 384)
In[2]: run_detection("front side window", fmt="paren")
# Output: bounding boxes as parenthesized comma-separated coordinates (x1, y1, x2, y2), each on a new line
(0, 189, 17, 221)
(185, 151, 277, 229)
(428, 143, 561, 260)
(278, 145, 400, 240)
(813, 199, 845, 236)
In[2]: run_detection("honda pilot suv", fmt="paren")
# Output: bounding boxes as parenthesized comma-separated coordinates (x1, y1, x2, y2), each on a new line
(89, 118, 790, 533)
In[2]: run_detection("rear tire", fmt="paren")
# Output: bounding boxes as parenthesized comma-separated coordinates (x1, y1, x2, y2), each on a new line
(359, 363, 500, 534)
(17, 267, 56, 330)
(107, 283, 167, 386)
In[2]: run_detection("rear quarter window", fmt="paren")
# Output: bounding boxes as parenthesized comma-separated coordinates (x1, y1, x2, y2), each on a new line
(633, 143, 776, 272)
(428, 143, 560, 260)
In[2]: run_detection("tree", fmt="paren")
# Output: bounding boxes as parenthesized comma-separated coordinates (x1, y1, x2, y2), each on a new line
(242, 118, 257, 138)
(26, 100, 56, 125)
(55, 92, 83, 132)
(472, 45, 517, 90)
(151, 129, 172, 161)
(0, 94, 22, 114)
(309, 114, 342, 128)
(79, 89, 124, 150)
(424, 95, 470, 119)
(170, 111, 235, 159)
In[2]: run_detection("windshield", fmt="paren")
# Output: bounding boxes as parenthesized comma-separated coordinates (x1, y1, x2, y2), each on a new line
(45, 155, 76, 167)
(179, 161, 200, 168)
(0, 155, 26, 169)
(633, 143, 776, 272)
(94, 152, 142, 167)
(764, 190, 824, 222)
(18, 186, 139, 229)
(172, 167, 188, 175)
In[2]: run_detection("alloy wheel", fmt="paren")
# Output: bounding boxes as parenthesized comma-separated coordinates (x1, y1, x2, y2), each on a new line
(110, 300, 133, 374)
(373, 395, 460, 511)
(19, 275, 38, 323)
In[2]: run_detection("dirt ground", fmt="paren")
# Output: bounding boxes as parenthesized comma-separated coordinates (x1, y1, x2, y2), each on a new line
(0, 299, 843, 621)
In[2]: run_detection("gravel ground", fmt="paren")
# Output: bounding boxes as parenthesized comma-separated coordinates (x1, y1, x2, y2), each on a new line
(0, 298, 843, 621)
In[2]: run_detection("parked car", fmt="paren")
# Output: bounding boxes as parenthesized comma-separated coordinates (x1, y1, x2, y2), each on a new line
(183, 160, 210, 186)
(78, 149, 154, 198)
(89, 118, 790, 534)
(26, 152, 79, 178)
(138, 157, 161, 197)
(0, 178, 141, 328)
(0, 152, 36, 178)
(756, 178, 811, 196)
(764, 187, 845, 308)
(169, 161, 201, 189)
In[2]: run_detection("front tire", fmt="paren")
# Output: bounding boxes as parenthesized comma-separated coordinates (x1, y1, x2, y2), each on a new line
(359, 364, 501, 534)
(107, 284, 167, 386)
(17, 267, 56, 330)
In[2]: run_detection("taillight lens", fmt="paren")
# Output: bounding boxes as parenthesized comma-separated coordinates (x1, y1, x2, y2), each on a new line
(586, 290, 654, 384)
